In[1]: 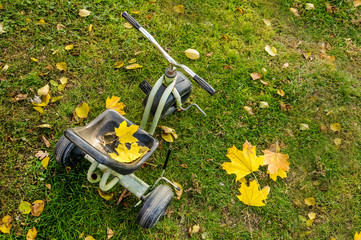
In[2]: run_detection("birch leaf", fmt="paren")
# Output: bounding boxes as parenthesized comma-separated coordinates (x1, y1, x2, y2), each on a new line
(19, 201, 32, 214)
(304, 197, 316, 206)
(0, 215, 12, 234)
(75, 102, 90, 119)
(79, 9, 91, 17)
(184, 49, 200, 60)
(56, 62, 67, 71)
(330, 123, 341, 132)
(60, 77, 68, 84)
(65, 44, 73, 50)
(265, 45, 277, 56)
(37, 84, 49, 96)
(41, 156, 50, 169)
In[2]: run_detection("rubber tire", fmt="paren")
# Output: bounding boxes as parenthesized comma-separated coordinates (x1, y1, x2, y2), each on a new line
(54, 135, 84, 166)
(137, 185, 174, 229)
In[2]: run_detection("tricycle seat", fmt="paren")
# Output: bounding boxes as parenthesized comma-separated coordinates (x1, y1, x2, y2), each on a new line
(64, 109, 159, 175)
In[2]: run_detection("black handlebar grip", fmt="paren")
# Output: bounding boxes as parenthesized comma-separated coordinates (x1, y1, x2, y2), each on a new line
(122, 11, 141, 30)
(193, 75, 216, 95)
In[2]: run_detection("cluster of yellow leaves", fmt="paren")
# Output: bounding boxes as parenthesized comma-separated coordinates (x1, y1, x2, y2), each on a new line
(222, 141, 290, 206)
(32, 79, 65, 113)
(108, 121, 150, 163)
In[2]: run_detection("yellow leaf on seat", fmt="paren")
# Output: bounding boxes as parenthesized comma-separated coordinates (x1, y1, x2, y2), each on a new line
(114, 121, 138, 144)
(109, 143, 149, 163)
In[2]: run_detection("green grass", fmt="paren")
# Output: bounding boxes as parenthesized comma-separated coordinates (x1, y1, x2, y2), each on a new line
(1, 0, 361, 239)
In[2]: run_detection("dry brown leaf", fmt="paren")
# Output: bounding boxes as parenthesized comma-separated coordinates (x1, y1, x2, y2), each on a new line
(31, 200, 45, 217)
(354, 0, 361, 7)
(173, 182, 183, 200)
(299, 123, 309, 131)
(259, 101, 269, 109)
(290, 8, 300, 16)
(265, 45, 277, 56)
(282, 63, 289, 68)
(221, 35, 229, 41)
(243, 106, 254, 115)
(107, 228, 114, 240)
(57, 24, 66, 31)
(12, 94, 28, 102)
(262, 19, 271, 26)
(35, 150, 49, 160)
(250, 72, 261, 80)
(42, 135, 51, 148)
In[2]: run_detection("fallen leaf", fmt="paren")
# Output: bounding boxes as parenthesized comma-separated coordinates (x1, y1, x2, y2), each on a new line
(85, 236, 95, 240)
(0, 215, 12, 233)
(33, 107, 44, 113)
(51, 96, 63, 103)
(221, 35, 229, 41)
(52, 49, 60, 55)
(223, 65, 233, 70)
(184, 49, 200, 60)
(243, 106, 254, 115)
(37, 19, 46, 25)
(106, 96, 125, 114)
(42, 135, 51, 148)
(31, 200, 45, 217)
(206, 52, 214, 57)
(125, 63, 142, 69)
(27, 227, 37, 240)
(262, 19, 271, 26)
(131, 11, 140, 14)
(222, 142, 264, 181)
(41, 156, 50, 169)
(37, 84, 49, 96)
(181, 164, 188, 168)
(304, 197, 316, 206)
(30, 57, 39, 63)
(355, 232, 361, 240)
(354, 0, 361, 7)
(237, 180, 270, 206)
(2, 64, 9, 71)
(60, 77, 68, 84)
(290, 8, 300, 16)
(109, 143, 149, 163)
(300, 123, 309, 131)
(334, 138, 342, 145)
(282, 63, 289, 68)
(306, 219, 314, 226)
(45, 184, 51, 189)
(305, 3, 315, 10)
(236, 7, 244, 13)
(114, 121, 138, 143)
(0, 22, 6, 34)
(75, 102, 90, 119)
(128, 59, 136, 64)
(265, 45, 277, 56)
(107, 228, 114, 240)
(308, 212, 316, 220)
(114, 61, 124, 68)
(124, 22, 133, 28)
(259, 101, 269, 109)
(12, 93, 28, 102)
(35, 150, 49, 160)
(277, 89, 285, 97)
(303, 51, 313, 60)
(57, 23, 66, 31)
(173, 182, 183, 200)
(79, 9, 91, 17)
(174, 5, 185, 14)
(32, 94, 51, 107)
(330, 123, 341, 132)
(88, 24, 93, 32)
(326, 3, 334, 13)
(160, 126, 177, 142)
(260, 80, 269, 85)
(250, 72, 261, 80)
(98, 189, 114, 201)
(190, 224, 200, 234)
(58, 84, 66, 91)
(56, 62, 67, 71)
(49, 80, 58, 86)
(262, 143, 290, 181)
(19, 201, 32, 214)
(146, 14, 152, 20)
(65, 44, 73, 50)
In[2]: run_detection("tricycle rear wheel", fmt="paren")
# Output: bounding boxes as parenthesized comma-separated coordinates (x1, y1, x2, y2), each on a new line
(137, 185, 173, 229)
(54, 135, 84, 166)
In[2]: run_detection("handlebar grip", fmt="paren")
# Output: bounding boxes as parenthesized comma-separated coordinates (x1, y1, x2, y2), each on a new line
(122, 11, 142, 30)
(193, 75, 216, 95)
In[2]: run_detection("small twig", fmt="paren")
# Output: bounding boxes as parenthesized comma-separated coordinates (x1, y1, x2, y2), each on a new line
(116, 189, 128, 205)
(246, 206, 253, 240)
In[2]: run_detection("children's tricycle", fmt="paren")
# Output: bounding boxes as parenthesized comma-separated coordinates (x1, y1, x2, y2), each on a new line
(54, 12, 216, 229)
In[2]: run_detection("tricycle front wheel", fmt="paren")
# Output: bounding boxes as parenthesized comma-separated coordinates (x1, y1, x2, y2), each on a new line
(137, 185, 174, 229)
(54, 135, 84, 166)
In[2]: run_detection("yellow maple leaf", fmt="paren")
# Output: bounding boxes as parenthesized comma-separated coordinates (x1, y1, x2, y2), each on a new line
(75, 102, 90, 119)
(237, 180, 270, 206)
(0, 215, 12, 234)
(106, 96, 125, 115)
(27, 227, 37, 240)
(114, 121, 138, 144)
(222, 141, 264, 181)
(355, 232, 361, 240)
(109, 143, 149, 163)
(262, 143, 290, 180)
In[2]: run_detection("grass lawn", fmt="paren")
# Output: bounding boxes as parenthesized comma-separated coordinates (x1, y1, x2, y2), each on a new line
(1, 0, 361, 239)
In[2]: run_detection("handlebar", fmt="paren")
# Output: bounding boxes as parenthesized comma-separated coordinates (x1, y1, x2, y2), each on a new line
(121, 11, 216, 95)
